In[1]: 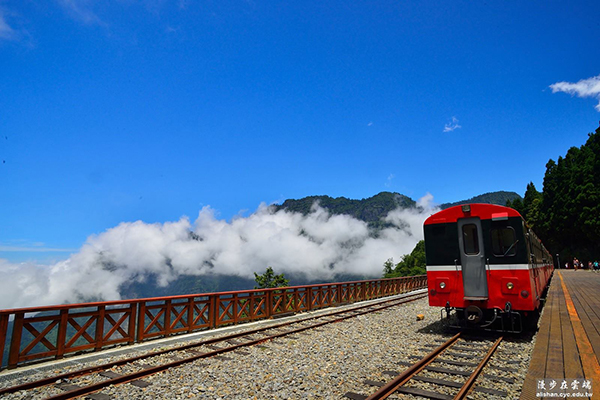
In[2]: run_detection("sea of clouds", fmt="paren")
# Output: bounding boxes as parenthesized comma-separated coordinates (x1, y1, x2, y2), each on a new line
(0, 195, 438, 310)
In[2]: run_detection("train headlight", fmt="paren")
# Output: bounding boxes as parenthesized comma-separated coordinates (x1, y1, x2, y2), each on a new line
(439, 282, 446, 289)
(506, 282, 514, 290)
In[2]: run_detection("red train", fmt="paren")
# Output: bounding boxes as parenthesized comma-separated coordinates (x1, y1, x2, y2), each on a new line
(424, 203, 553, 332)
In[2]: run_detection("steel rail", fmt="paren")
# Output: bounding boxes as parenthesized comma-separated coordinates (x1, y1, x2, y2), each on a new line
(454, 335, 503, 399)
(365, 332, 462, 400)
(46, 293, 427, 400)
(362, 333, 504, 400)
(0, 292, 427, 397)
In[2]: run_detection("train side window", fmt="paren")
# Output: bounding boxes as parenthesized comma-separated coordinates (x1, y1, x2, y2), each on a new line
(462, 224, 479, 255)
(491, 227, 517, 257)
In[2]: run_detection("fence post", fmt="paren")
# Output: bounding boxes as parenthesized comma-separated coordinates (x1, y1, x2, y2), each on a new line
(232, 294, 238, 325)
(164, 299, 172, 337)
(266, 290, 273, 319)
(210, 294, 217, 329)
(187, 297, 194, 333)
(8, 312, 24, 369)
(56, 309, 69, 360)
(137, 302, 146, 343)
(95, 305, 105, 350)
(0, 314, 8, 369)
(128, 303, 137, 345)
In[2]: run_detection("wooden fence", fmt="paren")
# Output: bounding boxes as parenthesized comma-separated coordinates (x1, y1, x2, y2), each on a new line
(0, 275, 427, 370)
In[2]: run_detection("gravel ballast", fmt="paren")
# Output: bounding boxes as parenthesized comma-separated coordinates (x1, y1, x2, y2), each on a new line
(0, 291, 536, 399)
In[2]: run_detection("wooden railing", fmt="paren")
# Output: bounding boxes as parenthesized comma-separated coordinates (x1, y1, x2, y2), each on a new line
(0, 275, 427, 370)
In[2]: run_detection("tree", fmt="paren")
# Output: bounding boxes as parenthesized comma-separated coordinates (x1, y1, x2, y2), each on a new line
(522, 182, 543, 229)
(506, 197, 524, 215)
(254, 267, 290, 289)
(536, 126, 600, 262)
(382, 258, 395, 275)
(383, 240, 426, 278)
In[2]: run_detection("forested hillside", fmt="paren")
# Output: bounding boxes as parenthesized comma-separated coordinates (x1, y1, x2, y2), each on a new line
(508, 125, 600, 263)
(275, 192, 416, 229)
(277, 191, 519, 227)
(441, 191, 522, 209)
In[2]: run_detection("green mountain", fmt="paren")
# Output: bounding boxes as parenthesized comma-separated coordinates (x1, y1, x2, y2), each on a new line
(440, 191, 522, 209)
(275, 191, 415, 225)
(276, 190, 522, 220)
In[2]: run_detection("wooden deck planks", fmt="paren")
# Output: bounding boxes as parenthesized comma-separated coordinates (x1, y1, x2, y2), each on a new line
(568, 276, 600, 358)
(520, 277, 555, 400)
(559, 271, 600, 398)
(520, 270, 600, 399)
(558, 283, 585, 380)
(557, 278, 585, 398)
(544, 280, 564, 379)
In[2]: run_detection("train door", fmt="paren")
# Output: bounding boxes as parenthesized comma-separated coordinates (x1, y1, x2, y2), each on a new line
(458, 218, 488, 299)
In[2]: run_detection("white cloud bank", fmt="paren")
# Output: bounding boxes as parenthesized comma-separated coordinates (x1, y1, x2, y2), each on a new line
(0, 196, 438, 310)
(550, 74, 600, 112)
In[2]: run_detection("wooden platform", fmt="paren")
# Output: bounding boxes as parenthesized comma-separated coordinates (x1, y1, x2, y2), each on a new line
(520, 270, 600, 400)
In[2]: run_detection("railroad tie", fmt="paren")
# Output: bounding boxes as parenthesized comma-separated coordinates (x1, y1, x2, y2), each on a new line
(425, 365, 471, 376)
(412, 376, 507, 396)
(185, 349, 206, 356)
(395, 386, 453, 400)
(86, 393, 113, 400)
(55, 383, 81, 392)
(435, 358, 478, 367)
(99, 371, 152, 388)
(451, 345, 479, 352)
(443, 351, 475, 359)
(343, 391, 368, 400)
(363, 379, 385, 387)
(212, 355, 233, 361)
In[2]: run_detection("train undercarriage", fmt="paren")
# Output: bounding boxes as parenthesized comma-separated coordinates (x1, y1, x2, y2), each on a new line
(442, 301, 533, 334)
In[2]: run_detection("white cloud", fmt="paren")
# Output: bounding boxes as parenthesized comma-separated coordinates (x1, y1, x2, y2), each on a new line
(57, 0, 104, 25)
(0, 8, 17, 40)
(550, 74, 600, 112)
(0, 197, 439, 309)
(385, 174, 395, 187)
(443, 116, 462, 132)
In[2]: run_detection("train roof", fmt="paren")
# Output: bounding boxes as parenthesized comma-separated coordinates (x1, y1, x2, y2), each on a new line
(424, 203, 523, 225)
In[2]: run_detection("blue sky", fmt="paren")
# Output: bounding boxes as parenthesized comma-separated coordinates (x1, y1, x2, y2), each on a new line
(1, 0, 600, 265)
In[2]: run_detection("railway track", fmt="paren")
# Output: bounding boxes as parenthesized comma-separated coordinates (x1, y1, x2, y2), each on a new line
(344, 332, 518, 400)
(0, 291, 427, 399)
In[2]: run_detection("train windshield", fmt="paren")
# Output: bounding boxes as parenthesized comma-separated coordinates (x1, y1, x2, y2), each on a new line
(491, 227, 517, 256)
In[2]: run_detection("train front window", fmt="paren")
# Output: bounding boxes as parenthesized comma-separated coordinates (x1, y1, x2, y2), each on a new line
(462, 224, 479, 255)
(491, 227, 517, 257)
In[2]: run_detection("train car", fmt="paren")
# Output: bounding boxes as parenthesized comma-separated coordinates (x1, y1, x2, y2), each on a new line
(424, 203, 553, 332)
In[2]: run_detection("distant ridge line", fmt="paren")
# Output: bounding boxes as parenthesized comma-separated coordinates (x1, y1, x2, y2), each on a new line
(275, 190, 523, 217)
